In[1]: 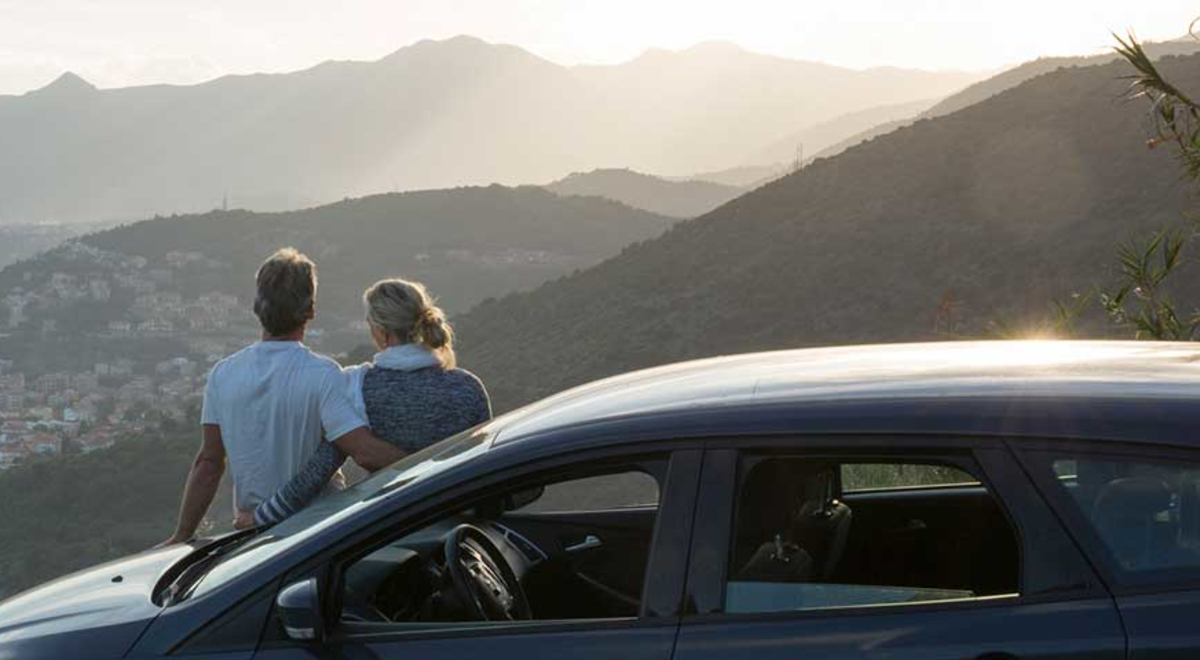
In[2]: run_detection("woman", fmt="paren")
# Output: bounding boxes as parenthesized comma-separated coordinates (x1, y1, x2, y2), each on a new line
(248, 278, 491, 526)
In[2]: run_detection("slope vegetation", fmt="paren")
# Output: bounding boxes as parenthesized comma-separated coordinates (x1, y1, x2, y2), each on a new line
(546, 169, 745, 217)
(455, 55, 1199, 411)
(810, 40, 1200, 161)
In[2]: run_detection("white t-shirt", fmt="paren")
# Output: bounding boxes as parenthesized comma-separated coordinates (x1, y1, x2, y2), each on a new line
(200, 341, 367, 511)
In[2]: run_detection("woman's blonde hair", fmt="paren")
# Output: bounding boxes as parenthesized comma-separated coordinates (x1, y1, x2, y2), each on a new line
(363, 278, 456, 367)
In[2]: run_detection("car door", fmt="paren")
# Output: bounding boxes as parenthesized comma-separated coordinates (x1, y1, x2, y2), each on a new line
(253, 446, 701, 660)
(495, 468, 665, 618)
(673, 438, 1126, 660)
(1015, 441, 1200, 660)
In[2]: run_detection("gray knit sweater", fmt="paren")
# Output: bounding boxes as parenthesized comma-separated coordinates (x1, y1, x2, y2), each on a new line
(254, 361, 491, 525)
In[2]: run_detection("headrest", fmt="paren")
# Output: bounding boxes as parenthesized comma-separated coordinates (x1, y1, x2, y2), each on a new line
(1093, 477, 1173, 520)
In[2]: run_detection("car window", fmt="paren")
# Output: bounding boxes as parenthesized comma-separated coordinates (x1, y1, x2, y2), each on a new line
(514, 471, 659, 513)
(1023, 451, 1200, 579)
(841, 463, 978, 491)
(725, 455, 1019, 614)
(338, 457, 667, 629)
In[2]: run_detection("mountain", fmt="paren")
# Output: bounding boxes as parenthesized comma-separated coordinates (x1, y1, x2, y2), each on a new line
(807, 40, 1200, 162)
(546, 169, 746, 218)
(665, 164, 786, 188)
(0, 185, 672, 376)
(0, 224, 93, 270)
(454, 53, 1200, 412)
(0, 36, 980, 226)
(751, 98, 938, 166)
(567, 42, 980, 176)
(922, 40, 1200, 119)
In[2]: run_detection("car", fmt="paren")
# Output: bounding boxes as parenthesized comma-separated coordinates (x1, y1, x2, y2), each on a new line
(3, 340, 1200, 659)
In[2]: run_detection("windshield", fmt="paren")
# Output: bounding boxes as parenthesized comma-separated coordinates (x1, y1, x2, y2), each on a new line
(182, 426, 493, 602)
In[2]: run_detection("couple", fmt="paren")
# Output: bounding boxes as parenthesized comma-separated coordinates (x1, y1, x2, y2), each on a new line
(162, 247, 490, 544)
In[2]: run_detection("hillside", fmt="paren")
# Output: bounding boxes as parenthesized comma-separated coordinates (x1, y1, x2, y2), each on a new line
(454, 54, 1200, 412)
(546, 169, 746, 217)
(751, 98, 937, 165)
(809, 40, 1200, 162)
(666, 164, 784, 188)
(0, 37, 979, 226)
(0, 413, 236, 599)
(0, 185, 672, 377)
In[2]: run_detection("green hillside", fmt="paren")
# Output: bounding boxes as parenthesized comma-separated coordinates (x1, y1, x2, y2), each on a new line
(80, 186, 670, 316)
(0, 413, 235, 599)
(455, 54, 1200, 412)
(810, 40, 1200, 162)
(0, 185, 673, 375)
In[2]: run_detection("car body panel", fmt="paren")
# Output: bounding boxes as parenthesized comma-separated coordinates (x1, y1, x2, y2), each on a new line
(674, 598, 1126, 660)
(256, 623, 678, 660)
(0, 545, 189, 659)
(1117, 591, 1200, 659)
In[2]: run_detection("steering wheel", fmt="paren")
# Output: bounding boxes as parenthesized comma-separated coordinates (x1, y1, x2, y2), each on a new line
(443, 524, 533, 621)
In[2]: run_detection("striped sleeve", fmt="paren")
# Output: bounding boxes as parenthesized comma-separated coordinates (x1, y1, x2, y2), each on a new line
(254, 441, 348, 526)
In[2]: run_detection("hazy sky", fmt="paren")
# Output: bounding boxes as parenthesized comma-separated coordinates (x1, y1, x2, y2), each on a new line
(1, 0, 1197, 95)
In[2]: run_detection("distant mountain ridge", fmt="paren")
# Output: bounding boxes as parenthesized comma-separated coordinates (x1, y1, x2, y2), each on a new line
(751, 98, 939, 166)
(804, 40, 1200, 162)
(0, 35, 980, 226)
(545, 169, 746, 217)
(454, 53, 1200, 412)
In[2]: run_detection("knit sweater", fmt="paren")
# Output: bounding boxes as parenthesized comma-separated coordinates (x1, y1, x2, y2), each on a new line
(253, 347, 491, 525)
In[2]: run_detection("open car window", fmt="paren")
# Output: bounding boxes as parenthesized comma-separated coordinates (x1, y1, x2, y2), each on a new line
(724, 454, 1019, 614)
(336, 455, 669, 630)
(512, 471, 660, 514)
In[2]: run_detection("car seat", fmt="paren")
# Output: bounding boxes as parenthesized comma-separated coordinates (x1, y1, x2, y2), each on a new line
(789, 465, 852, 581)
(1091, 477, 1173, 571)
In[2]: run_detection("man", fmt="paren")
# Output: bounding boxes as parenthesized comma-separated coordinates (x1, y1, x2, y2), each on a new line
(162, 248, 404, 544)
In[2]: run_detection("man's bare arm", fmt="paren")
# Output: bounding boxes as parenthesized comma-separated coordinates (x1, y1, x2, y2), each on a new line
(161, 425, 226, 545)
(334, 426, 406, 472)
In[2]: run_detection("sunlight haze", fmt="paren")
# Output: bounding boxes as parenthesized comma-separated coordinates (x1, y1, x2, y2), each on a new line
(0, 0, 1196, 94)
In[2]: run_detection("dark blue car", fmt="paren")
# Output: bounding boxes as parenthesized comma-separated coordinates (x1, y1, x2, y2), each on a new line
(4, 340, 1200, 659)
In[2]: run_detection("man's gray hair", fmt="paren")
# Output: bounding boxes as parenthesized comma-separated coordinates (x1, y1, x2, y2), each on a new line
(253, 247, 317, 336)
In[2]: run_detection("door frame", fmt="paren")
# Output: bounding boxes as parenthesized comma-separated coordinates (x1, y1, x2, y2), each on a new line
(1010, 437, 1200, 597)
(679, 434, 1110, 627)
(256, 441, 704, 652)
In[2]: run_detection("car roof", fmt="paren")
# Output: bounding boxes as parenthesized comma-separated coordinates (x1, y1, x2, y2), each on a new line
(492, 341, 1200, 445)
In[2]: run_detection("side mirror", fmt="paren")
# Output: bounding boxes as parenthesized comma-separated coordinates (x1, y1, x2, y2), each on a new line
(276, 577, 325, 642)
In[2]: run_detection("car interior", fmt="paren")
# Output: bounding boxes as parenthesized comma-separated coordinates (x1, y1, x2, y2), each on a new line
(337, 458, 667, 626)
(1050, 456, 1200, 573)
(727, 455, 1020, 612)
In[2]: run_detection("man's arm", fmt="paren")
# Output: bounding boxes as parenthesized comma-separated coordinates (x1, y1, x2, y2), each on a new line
(335, 426, 407, 472)
(316, 366, 404, 473)
(251, 441, 347, 527)
(162, 425, 226, 545)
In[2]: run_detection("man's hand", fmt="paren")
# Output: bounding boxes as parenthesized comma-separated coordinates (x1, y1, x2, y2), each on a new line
(234, 510, 256, 530)
(152, 534, 189, 550)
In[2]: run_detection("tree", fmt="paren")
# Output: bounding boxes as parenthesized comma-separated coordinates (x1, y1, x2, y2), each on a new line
(1096, 28, 1200, 340)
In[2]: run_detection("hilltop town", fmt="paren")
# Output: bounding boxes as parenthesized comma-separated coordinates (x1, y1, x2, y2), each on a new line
(0, 242, 263, 471)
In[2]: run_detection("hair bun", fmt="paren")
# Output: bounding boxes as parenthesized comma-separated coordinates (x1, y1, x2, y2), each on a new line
(416, 305, 451, 349)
